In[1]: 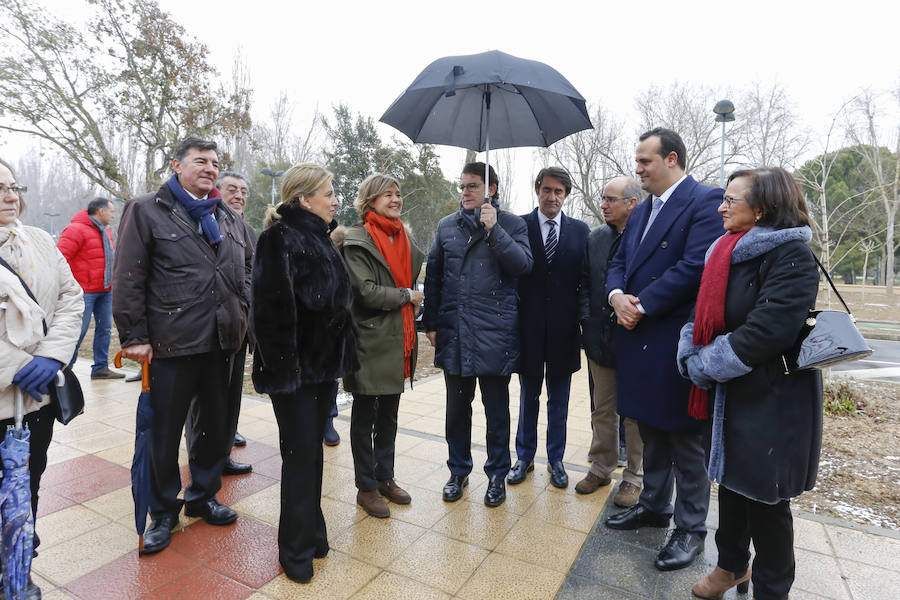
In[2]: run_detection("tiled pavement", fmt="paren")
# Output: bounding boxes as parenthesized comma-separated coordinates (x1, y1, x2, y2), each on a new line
(28, 362, 900, 599)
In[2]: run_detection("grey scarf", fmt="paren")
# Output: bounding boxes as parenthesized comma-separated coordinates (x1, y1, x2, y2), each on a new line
(89, 215, 114, 288)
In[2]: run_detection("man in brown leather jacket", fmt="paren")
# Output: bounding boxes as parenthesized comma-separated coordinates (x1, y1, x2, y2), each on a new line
(113, 137, 252, 555)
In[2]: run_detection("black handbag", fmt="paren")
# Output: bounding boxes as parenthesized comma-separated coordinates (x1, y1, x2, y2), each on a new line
(0, 256, 85, 424)
(781, 254, 873, 374)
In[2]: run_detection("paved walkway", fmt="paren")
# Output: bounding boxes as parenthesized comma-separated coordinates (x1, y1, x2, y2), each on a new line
(28, 362, 899, 599)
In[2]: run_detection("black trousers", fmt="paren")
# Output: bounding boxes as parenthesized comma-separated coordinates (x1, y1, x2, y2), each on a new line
(186, 341, 245, 456)
(148, 351, 231, 518)
(271, 381, 335, 581)
(444, 373, 511, 479)
(0, 403, 55, 533)
(637, 421, 711, 534)
(716, 485, 794, 600)
(350, 393, 400, 491)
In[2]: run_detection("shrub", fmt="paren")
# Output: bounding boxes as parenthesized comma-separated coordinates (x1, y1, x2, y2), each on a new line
(823, 379, 866, 416)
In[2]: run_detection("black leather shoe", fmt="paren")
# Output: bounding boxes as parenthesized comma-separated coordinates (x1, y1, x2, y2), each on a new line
(484, 475, 506, 507)
(141, 514, 178, 555)
(442, 475, 468, 502)
(185, 499, 238, 526)
(233, 432, 247, 447)
(605, 504, 670, 530)
(655, 528, 704, 571)
(223, 457, 252, 476)
(506, 460, 533, 485)
(547, 461, 568, 488)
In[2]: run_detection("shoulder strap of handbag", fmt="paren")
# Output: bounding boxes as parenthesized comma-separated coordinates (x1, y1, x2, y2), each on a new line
(811, 253, 853, 315)
(0, 255, 49, 335)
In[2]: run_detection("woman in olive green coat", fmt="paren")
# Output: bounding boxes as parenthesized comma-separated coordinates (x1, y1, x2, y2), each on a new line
(338, 174, 424, 518)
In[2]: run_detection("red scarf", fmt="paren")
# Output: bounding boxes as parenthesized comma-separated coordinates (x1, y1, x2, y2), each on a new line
(688, 231, 747, 419)
(364, 211, 415, 378)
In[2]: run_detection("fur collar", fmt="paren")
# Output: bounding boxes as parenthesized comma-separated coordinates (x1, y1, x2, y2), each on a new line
(705, 226, 812, 264)
(277, 202, 337, 236)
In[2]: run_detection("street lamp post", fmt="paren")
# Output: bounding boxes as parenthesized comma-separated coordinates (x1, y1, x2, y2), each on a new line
(260, 167, 286, 205)
(713, 99, 735, 189)
(43, 212, 60, 238)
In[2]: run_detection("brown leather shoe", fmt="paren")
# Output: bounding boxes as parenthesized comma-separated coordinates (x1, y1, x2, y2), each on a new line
(614, 481, 642, 507)
(357, 490, 390, 518)
(574, 472, 611, 495)
(691, 565, 751, 599)
(377, 479, 411, 505)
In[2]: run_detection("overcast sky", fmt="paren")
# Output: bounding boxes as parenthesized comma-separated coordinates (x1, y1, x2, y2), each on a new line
(6, 0, 900, 211)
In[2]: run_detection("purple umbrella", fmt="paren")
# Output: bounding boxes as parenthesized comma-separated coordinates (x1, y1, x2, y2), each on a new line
(0, 388, 35, 600)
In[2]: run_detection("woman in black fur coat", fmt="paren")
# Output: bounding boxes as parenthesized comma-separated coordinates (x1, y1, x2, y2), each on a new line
(251, 162, 359, 583)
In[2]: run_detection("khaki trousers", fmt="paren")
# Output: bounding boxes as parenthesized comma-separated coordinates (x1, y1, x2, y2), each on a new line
(587, 360, 643, 486)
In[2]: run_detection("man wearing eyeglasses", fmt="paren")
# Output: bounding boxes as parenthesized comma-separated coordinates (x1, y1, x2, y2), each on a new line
(423, 161, 533, 508)
(508, 167, 589, 491)
(576, 177, 645, 508)
(604, 128, 723, 572)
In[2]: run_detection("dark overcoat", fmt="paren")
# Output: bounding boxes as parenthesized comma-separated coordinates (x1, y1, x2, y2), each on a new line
(606, 176, 723, 432)
(423, 207, 532, 377)
(113, 183, 251, 359)
(250, 203, 359, 396)
(578, 223, 622, 368)
(710, 235, 822, 502)
(517, 209, 589, 378)
(339, 223, 424, 395)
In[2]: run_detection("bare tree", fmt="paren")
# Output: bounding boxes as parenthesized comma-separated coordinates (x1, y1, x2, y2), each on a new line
(635, 82, 741, 185)
(846, 89, 900, 295)
(0, 0, 252, 198)
(737, 82, 809, 169)
(546, 103, 632, 222)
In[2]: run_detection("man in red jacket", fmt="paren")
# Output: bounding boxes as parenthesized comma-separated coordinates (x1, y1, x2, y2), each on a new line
(58, 197, 126, 379)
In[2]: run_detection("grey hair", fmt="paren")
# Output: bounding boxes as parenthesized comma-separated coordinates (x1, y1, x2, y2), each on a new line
(217, 171, 248, 189)
(622, 178, 645, 205)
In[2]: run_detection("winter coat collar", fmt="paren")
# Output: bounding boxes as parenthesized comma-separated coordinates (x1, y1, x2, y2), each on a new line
(705, 225, 812, 265)
(277, 202, 338, 236)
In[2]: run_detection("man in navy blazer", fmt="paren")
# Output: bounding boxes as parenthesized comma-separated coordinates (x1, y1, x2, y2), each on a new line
(605, 128, 723, 572)
(510, 167, 589, 489)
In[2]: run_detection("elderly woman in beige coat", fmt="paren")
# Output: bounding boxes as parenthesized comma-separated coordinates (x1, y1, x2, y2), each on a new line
(0, 158, 82, 594)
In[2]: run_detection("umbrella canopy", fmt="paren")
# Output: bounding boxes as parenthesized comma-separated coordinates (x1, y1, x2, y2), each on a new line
(115, 352, 153, 554)
(380, 50, 592, 152)
(0, 389, 34, 600)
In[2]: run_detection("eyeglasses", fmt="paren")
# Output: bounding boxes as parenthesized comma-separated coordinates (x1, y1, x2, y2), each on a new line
(721, 195, 746, 208)
(224, 184, 249, 196)
(600, 195, 627, 203)
(458, 182, 483, 192)
(0, 184, 27, 198)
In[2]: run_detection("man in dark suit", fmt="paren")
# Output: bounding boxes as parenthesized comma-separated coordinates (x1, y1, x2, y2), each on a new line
(509, 167, 589, 489)
(604, 128, 723, 571)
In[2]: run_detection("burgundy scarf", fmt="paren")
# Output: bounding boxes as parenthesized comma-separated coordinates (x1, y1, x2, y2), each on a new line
(688, 231, 747, 419)
(364, 211, 415, 378)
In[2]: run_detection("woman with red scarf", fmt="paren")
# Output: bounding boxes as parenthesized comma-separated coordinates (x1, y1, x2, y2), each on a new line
(676, 167, 822, 600)
(339, 174, 424, 518)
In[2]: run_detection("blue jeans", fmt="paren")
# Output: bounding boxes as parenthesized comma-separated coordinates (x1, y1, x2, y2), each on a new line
(71, 290, 112, 373)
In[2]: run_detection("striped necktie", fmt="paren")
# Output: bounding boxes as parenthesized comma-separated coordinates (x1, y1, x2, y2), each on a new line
(545, 219, 558, 263)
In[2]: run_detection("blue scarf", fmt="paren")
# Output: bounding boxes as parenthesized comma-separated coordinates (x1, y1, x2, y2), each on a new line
(167, 174, 222, 246)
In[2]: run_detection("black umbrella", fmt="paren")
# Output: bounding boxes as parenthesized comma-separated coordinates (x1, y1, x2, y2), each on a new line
(380, 50, 592, 203)
(115, 352, 153, 554)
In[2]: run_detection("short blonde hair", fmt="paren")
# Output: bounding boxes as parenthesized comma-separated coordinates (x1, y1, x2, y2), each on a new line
(355, 174, 400, 218)
(263, 163, 334, 228)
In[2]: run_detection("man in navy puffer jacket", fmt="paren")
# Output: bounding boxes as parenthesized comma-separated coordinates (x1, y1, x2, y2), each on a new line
(423, 162, 532, 508)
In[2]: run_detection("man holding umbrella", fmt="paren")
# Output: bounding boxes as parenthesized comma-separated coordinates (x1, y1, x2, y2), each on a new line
(423, 162, 532, 508)
(113, 137, 252, 555)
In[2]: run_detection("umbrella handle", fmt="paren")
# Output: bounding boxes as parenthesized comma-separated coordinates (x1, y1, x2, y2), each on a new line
(13, 386, 24, 430)
(114, 350, 151, 391)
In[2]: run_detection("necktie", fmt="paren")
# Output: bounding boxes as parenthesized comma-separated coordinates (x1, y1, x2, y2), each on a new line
(640, 197, 664, 243)
(545, 220, 558, 263)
